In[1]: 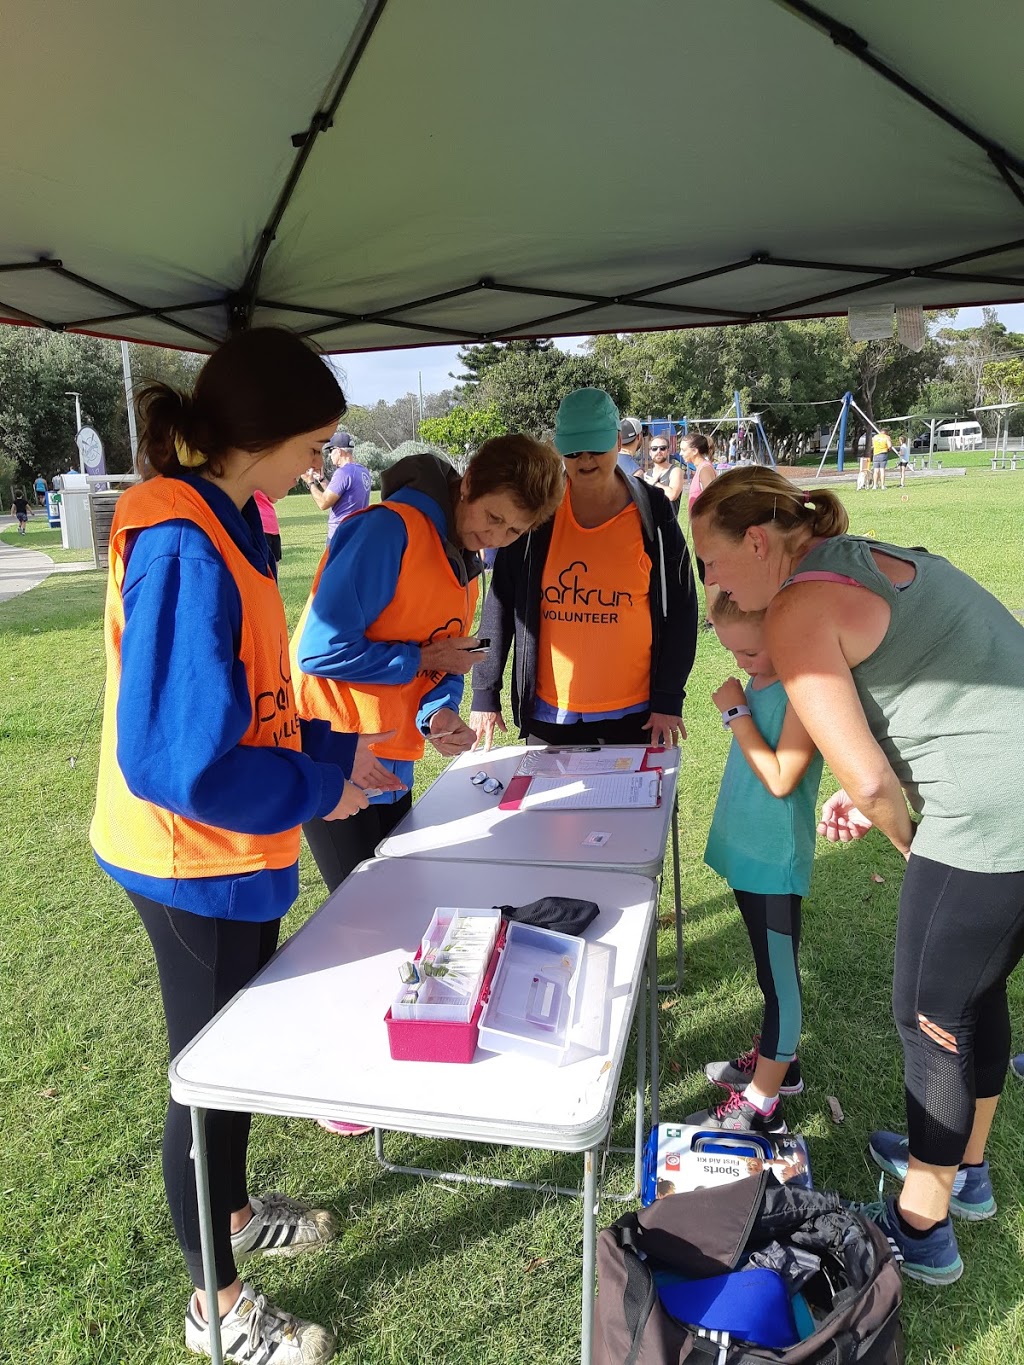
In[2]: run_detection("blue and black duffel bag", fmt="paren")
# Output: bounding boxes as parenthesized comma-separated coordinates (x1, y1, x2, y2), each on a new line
(595, 1173, 903, 1365)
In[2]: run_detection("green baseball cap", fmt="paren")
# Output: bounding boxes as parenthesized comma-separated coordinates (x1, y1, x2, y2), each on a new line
(553, 387, 620, 456)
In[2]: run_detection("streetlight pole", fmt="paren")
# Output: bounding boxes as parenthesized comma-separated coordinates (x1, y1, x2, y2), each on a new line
(65, 391, 83, 434)
(120, 342, 139, 467)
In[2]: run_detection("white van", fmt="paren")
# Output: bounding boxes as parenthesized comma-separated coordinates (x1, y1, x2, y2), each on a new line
(935, 420, 983, 451)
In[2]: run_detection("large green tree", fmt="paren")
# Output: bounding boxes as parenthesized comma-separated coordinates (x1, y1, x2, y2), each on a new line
(473, 347, 628, 436)
(0, 329, 201, 484)
(419, 404, 506, 462)
(453, 338, 553, 394)
(584, 318, 956, 459)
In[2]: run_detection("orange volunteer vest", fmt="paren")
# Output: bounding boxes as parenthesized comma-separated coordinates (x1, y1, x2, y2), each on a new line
(535, 494, 652, 712)
(90, 477, 303, 879)
(292, 500, 479, 761)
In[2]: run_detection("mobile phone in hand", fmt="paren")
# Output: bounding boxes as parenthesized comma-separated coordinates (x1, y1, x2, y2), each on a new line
(469, 637, 491, 654)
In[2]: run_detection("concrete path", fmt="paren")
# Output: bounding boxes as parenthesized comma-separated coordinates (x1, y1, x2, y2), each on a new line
(0, 536, 56, 604)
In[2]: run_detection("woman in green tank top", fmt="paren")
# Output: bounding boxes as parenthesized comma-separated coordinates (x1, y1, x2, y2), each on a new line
(692, 466, 1024, 1288)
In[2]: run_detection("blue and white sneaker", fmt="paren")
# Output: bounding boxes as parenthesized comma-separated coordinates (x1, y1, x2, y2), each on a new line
(1010, 1054, 1024, 1082)
(868, 1130, 996, 1221)
(848, 1195, 963, 1286)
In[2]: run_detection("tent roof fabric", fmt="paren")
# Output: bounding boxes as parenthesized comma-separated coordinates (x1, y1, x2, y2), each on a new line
(2, 0, 1023, 353)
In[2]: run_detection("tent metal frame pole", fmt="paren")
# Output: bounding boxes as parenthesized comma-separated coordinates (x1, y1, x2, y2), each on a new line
(65, 298, 227, 329)
(49, 263, 219, 344)
(3, 235, 1024, 349)
(230, 0, 391, 331)
(773, 0, 1024, 198)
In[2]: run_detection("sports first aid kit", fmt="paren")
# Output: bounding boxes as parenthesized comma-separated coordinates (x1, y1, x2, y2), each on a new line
(642, 1124, 813, 1205)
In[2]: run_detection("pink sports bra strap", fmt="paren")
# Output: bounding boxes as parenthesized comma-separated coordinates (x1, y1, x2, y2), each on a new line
(786, 570, 866, 588)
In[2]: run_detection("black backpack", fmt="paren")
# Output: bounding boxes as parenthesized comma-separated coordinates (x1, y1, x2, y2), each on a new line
(595, 1174, 903, 1365)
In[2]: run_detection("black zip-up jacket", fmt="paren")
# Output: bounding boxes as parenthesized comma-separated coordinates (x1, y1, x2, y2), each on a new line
(471, 475, 698, 732)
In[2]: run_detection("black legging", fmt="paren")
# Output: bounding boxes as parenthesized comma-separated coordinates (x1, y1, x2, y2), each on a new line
(130, 892, 280, 1289)
(894, 854, 1024, 1167)
(733, 890, 803, 1064)
(522, 712, 652, 747)
(303, 792, 413, 893)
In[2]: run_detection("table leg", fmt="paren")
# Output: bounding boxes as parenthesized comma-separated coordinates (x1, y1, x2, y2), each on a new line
(672, 793, 683, 987)
(580, 1148, 598, 1365)
(634, 936, 647, 1195)
(190, 1107, 223, 1365)
(657, 795, 684, 993)
(648, 921, 660, 1128)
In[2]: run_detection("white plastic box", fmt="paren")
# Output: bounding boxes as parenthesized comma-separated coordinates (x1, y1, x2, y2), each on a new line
(389, 908, 501, 1024)
(477, 922, 585, 1065)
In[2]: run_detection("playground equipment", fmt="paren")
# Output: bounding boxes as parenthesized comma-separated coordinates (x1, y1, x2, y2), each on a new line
(629, 393, 776, 476)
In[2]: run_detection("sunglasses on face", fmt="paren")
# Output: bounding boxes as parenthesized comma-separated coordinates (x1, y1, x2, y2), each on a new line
(470, 771, 504, 795)
(651, 445, 669, 452)
(563, 450, 608, 460)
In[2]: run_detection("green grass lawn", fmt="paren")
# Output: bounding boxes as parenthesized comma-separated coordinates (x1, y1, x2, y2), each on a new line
(3, 477, 1024, 1362)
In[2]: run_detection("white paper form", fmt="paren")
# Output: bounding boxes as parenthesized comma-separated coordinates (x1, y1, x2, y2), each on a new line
(514, 746, 649, 779)
(519, 771, 661, 811)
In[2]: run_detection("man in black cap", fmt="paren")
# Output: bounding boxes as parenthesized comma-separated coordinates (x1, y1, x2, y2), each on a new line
(617, 416, 644, 476)
(302, 431, 372, 543)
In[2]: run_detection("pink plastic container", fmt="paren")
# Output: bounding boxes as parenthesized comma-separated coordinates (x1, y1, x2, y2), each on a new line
(385, 922, 508, 1063)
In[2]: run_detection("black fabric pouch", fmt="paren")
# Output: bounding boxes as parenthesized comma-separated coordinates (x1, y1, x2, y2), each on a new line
(496, 896, 599, 936)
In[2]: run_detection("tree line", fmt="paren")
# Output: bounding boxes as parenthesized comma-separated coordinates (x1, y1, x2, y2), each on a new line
(2, 311, 1022, 504)
(422, 311, 1024, 459)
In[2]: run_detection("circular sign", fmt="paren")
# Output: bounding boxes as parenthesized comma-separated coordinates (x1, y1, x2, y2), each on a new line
(76, 426, 103, 466)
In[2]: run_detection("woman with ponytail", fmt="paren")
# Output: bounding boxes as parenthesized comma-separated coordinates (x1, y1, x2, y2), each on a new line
(681, 431, 720, 627)
(90, 328, 395, 1362)
(691, 465, 1024, 1288)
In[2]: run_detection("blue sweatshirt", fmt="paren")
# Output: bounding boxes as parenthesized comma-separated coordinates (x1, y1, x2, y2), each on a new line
(297, 485, 465, 802)
(96, 475, 357, 921)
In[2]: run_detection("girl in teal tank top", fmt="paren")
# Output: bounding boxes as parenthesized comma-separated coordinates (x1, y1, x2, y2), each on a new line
(688, 596, 823, 1136)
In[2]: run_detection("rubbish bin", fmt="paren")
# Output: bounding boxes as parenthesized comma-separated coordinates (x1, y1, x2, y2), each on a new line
(58, 473, 94, 553)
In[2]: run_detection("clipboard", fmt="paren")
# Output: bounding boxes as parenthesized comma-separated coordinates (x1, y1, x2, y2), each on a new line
(511, 744, 666, 780)
(499, 764, 664, 812)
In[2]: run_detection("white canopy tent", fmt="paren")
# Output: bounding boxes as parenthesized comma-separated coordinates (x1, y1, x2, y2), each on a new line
(2, 0, 1023, 354)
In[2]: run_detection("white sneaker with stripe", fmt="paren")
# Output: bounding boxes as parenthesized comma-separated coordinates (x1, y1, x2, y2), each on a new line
(231, 1193, 337, 1263)
(185, 1282, 335, 1363)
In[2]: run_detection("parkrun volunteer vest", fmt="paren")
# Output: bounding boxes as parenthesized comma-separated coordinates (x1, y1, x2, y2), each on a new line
(90, 477, 302, 879)
(535, 495, 652, 713)
(872, 433, 890, 457)
(292, 500, 479, 761)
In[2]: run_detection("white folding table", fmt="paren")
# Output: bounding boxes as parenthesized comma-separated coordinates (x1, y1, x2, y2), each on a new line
(170, 856, 657, 1365)
(377, 743, 684, 1101)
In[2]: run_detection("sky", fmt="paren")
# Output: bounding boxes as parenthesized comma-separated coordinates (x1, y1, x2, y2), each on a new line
(331, 305, 1024, 406)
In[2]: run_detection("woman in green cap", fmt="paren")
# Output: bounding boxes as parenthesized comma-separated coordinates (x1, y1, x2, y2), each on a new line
(471, 387, 697, 749)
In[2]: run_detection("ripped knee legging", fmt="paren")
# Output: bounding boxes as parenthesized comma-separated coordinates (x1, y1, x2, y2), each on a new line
(893, 855, 1024, 1167)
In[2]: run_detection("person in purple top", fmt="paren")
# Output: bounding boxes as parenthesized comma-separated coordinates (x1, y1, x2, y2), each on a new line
(302, 430, 372, 541)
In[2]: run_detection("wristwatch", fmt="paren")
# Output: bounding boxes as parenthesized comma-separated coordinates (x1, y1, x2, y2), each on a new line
(721, 705, 752, 729)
